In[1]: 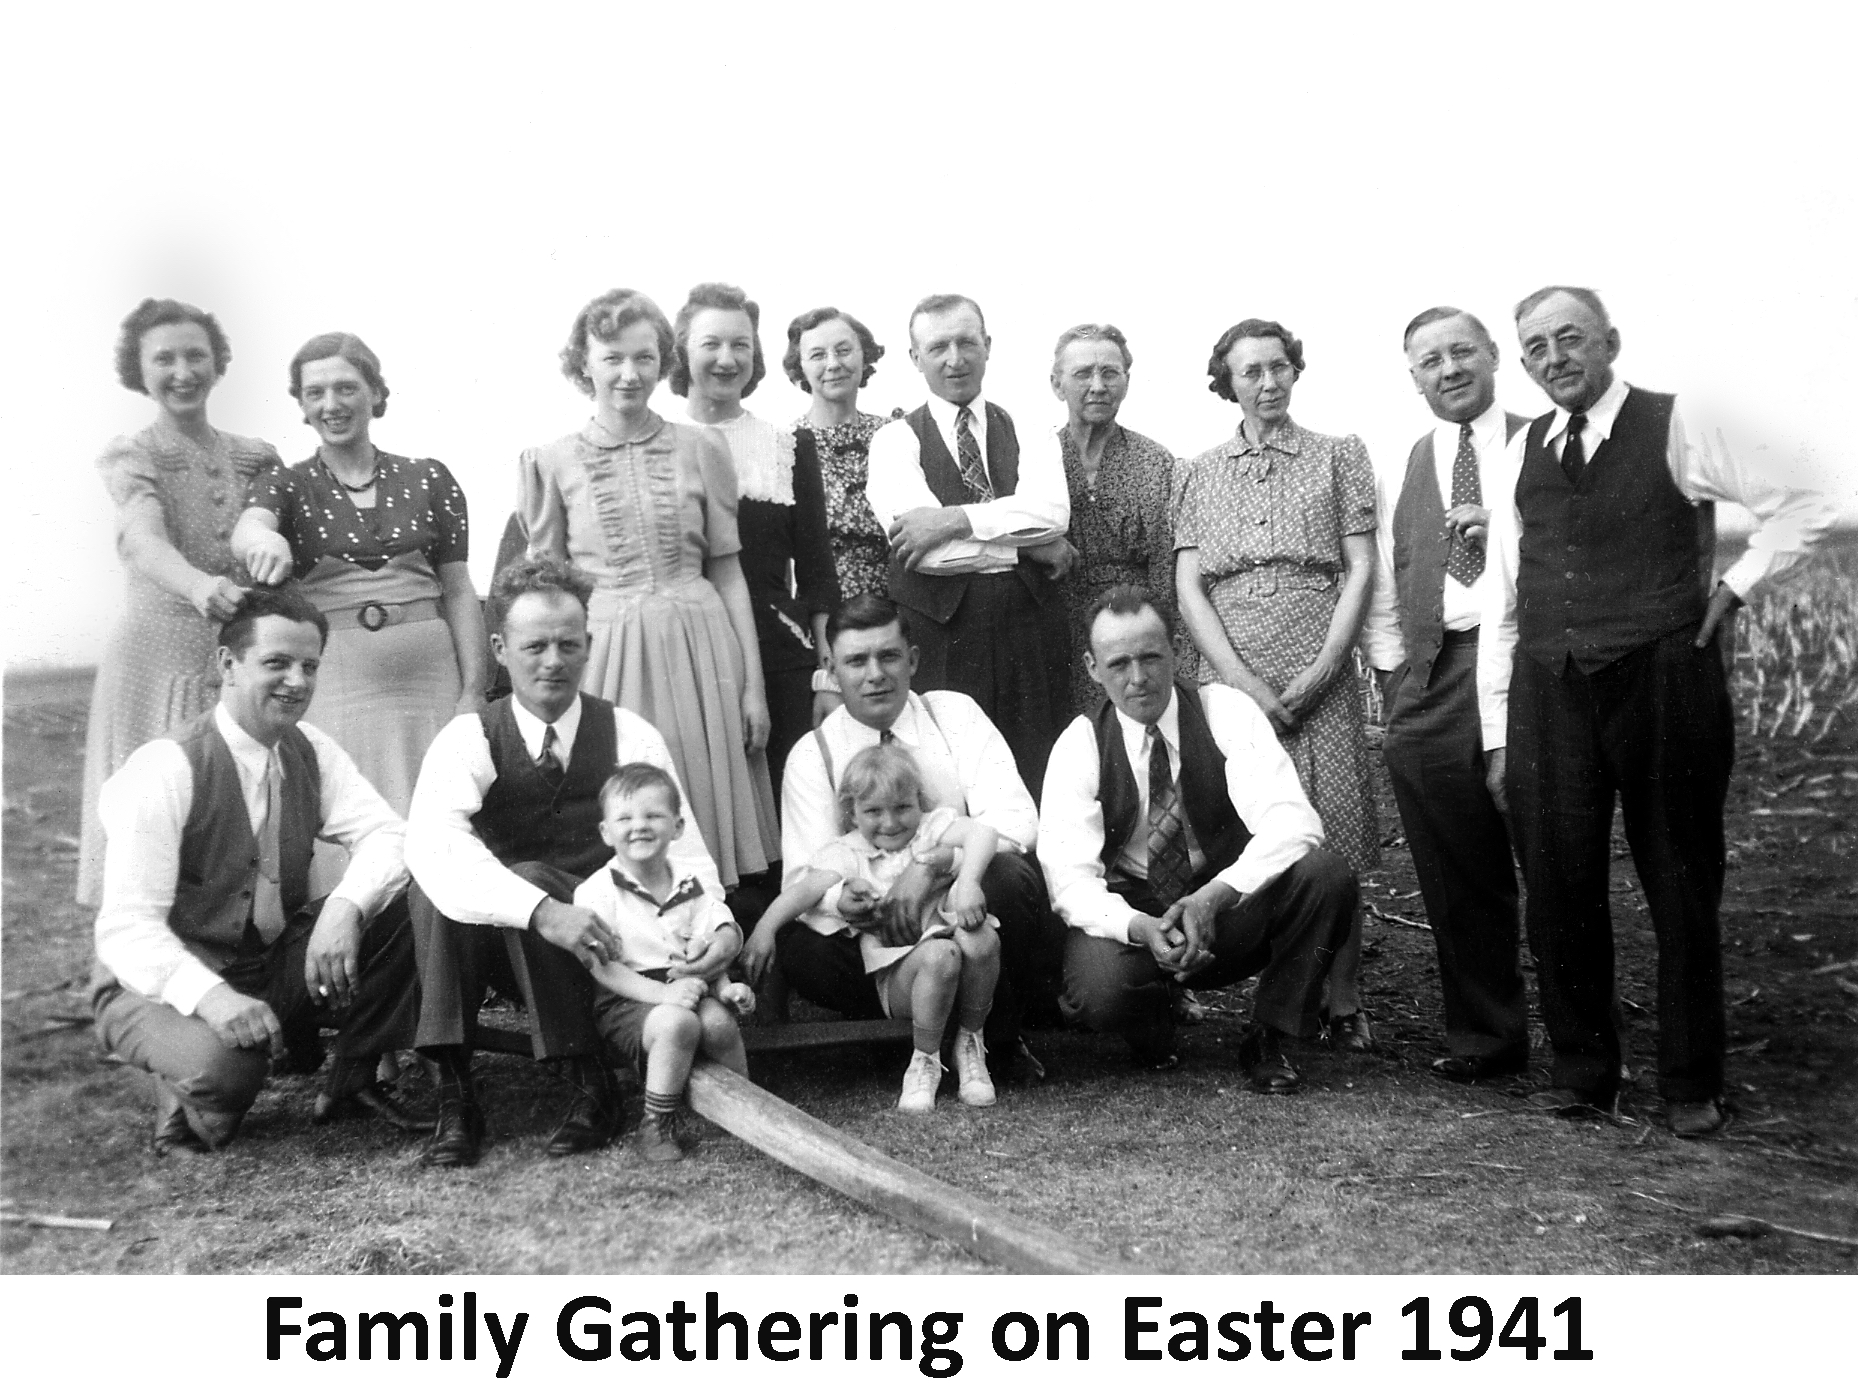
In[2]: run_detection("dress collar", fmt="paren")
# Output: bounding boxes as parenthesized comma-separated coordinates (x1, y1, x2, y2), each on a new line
(581, 413, 669, 451)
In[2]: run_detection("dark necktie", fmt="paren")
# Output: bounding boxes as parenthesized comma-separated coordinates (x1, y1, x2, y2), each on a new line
(1561, 412, 1589, 487)
(537, 724, 565, 788)
(1445, 421, 1485, 586)
(954, 405, 994, 502)
(879, 728, 896, 745)
(1145, 726, 1192, 907)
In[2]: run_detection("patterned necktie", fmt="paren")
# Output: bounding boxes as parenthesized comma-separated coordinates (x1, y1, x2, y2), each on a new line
(537, 724, 565, 788)
(879, 728, 896, 745)
(253, 752, 287, 945)
(1561, 412, 1589, 486)
(954, 405, 994, 502)
(1145, 726, 1192, 906)
(1445, 421, 1485, 586)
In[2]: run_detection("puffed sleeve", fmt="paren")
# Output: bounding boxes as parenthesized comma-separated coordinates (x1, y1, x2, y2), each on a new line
(516, 445, 567, 560)
(1334, 435, 1377, 538)
(97, 434, 177, 557)
(692, 425, 742, 559)
(790, 429, 842, 618)
(226, 435, 283, 483)
(1172, 453, 1204, 551)
(423, 458, 471, 566)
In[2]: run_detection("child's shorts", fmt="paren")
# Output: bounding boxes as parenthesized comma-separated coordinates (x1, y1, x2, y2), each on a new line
(591, 968, 671, 1071)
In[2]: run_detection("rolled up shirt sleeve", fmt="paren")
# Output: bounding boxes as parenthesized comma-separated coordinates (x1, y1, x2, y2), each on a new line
(1203, 686, 1326, 896)
(404, 714, 549, 928)
(1037, 716, 1140, 943)
(303, 724, 408, 918)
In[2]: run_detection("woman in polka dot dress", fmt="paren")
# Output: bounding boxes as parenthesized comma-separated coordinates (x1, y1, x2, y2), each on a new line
(77, 298, 283, 906)
(233, 332, 487, 885)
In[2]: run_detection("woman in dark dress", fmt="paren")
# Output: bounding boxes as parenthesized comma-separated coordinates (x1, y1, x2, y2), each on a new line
(666, 283, 840, 797)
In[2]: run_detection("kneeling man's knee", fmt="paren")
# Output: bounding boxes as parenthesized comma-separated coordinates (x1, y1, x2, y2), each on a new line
(176, 1038, 270, 1115)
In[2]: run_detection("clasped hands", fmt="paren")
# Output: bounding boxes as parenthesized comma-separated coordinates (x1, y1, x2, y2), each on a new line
(1128, 881, 1239, 980)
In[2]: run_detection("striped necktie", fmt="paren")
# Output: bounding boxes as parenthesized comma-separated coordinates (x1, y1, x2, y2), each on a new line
(1145, 726, 1192, 906)
(954, 405, 994, 502)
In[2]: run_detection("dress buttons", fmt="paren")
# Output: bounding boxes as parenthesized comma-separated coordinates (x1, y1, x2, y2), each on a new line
(1564, 570, 1577, 580)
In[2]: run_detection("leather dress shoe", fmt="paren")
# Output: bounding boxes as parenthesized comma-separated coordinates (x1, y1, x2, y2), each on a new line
(1667, 1097, 1726, 1139)
(313, 1082, 438, 1133)
(1431, 1049, 1529, 1084)
(1238, 1025, 1302, 1094)
(422, 1100, 486, 1168)
(546, 1065, 624, 1157)
(1325, 1010, 1375, 1054)
(152, 1083, 209, 1158)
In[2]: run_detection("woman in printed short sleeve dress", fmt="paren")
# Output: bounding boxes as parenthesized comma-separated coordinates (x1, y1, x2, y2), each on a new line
(515, 288, 778, 889)
(1174, 318, 1380, 1051)
(232, 333, 488, 878)
(77, 298, 282, 906)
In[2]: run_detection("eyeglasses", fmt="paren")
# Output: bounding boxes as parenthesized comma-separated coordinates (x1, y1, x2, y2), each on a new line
(1235, 362, 1297, 384)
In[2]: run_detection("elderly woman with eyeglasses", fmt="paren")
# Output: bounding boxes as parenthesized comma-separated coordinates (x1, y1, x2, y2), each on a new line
(1173, 317, 1380, 1052)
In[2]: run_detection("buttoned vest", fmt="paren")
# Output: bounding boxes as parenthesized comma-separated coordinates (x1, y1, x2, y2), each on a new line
(473, 693, 619, 880)
(1391, 413, 1529, 685)
(1515, 388, 1710, 673)
(886, 402, 1055, 622)
(1094, 685, 1250, 901)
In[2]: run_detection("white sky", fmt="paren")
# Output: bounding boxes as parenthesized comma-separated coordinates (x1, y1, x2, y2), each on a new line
(4, 1, 1853, 673)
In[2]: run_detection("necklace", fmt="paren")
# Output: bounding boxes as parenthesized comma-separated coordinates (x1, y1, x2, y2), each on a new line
(323, 449, 380, 493)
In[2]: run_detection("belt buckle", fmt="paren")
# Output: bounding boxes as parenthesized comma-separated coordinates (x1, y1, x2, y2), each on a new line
(357, 602, 391, 632)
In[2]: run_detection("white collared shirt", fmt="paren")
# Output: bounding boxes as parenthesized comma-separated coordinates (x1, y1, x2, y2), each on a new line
(1362, 400, 1520, 670)
(1476, 377, 1836, 748)
(405, 701, 724, 928)
(864, 393, 1070, 573)
(573, 858, 738, 974)
(94, 704, 409, 1016)
(1038, 685, 1326, 944)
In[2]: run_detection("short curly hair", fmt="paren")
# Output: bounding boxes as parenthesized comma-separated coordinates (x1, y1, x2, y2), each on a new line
(1206, 318, 1305, 402)
(487, 554, 596, 633)
(115, 298, 231, 394)
(668, 282, 766, 399)
(1051, 322, 1133, 374)
(782, 306, 885, 392)
(559, 289, 676, 398)
(288, 332, 390, 417)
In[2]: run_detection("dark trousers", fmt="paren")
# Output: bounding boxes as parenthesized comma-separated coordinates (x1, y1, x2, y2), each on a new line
(1060, 848, 1355, 1061)
(763, 663, 816, 804)
(772, 850, 1065, 1059)
(1383, 631, 1526, 1059)
(900, 572, 1070, 799)
(95, 896, 419, 1139)
(411, 861, 601, 1059)
(1507, 625, 1732, 1103)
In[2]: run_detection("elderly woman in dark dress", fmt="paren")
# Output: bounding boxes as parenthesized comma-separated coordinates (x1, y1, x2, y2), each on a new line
(1047, 323, 1188, 716)
(1174, 318, 1379, 1051)
(77, 299, 282, 906)
(666, 283, 841, 798)
(784, 306, 899, 604)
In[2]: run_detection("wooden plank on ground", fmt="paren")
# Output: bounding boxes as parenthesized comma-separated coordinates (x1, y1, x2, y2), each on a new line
(685, 1061, 1114, 1275)
(743, 1019, 913, 1053)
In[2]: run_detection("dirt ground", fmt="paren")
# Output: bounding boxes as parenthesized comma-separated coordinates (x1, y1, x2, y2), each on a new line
(3, 667, 1854, 1275)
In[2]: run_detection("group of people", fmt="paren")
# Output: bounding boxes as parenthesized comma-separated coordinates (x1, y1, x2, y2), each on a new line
(81, 281, 1832, 1171)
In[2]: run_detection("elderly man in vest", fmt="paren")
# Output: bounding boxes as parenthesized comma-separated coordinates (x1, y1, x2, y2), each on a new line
(92, 585, 425, 1156)
(864, 293, 1073, 793)
(1480, 286, 1833, 1136)
(1040, 586, 1356, 1092)
(1361, 306, 1531, 1082)
(405, 556, 724, 1167)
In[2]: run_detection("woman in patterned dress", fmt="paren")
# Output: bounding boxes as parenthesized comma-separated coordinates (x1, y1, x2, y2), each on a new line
(665, 283, 840, 800)
(232, 333, 488, 886)
(76, 299, 282, 906)
(782, 306, 898, 603)
(1174, 318, 1379, 1051)
(516, 288, 777, 889)
(1047, 323, 1188, 716)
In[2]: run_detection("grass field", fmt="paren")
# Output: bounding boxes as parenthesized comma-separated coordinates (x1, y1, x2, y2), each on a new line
(4, 545, 1855, 1275)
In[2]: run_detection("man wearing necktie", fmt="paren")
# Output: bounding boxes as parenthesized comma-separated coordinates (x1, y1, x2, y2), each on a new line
(405, 557, 726, 1167)
(1361, 307, 1531, 1083)
(864, 294, 1075, 795)
(1039, 586, 1355, 1092)
(92, 585, 425, 1156)
(1478, 286, 1834, 1136)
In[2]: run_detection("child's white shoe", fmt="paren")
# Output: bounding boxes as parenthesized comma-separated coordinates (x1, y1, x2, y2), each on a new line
(897, 1049, 943, 1113)
(952, 1029, 996, 1107)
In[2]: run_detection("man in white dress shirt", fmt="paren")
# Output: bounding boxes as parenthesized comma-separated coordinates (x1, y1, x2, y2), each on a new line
(1361, 307, 1530, 1083)
(864, 293, 1073, 792)
(747, 594, 1065, 1075)
(405, 557, 724, 1167)
(1478, 285, 1834, 1136)
(1041, 586, 1355, 1092)
(92, 585, 425, 1156)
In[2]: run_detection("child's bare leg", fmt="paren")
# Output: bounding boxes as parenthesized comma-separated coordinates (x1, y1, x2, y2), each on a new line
(696, 996, 748, 1078)
(953, 925, 1001, 1033)
(641, 1006, 702, 1108)
(887, 938, 961, 1054)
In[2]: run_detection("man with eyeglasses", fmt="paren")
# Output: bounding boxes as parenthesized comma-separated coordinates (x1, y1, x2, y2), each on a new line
(1477, 286, 1832, 1137)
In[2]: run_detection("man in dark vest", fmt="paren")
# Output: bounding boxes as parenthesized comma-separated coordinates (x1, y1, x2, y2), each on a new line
(92, 584, 425, 1156)
(864, 292, 1073, 793)
(1039, 585, 1356, 1092)
(1479, 286, 1833, 1136)
(1361, 306, 1531, 1082)
(405, 556, 726, 1167)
